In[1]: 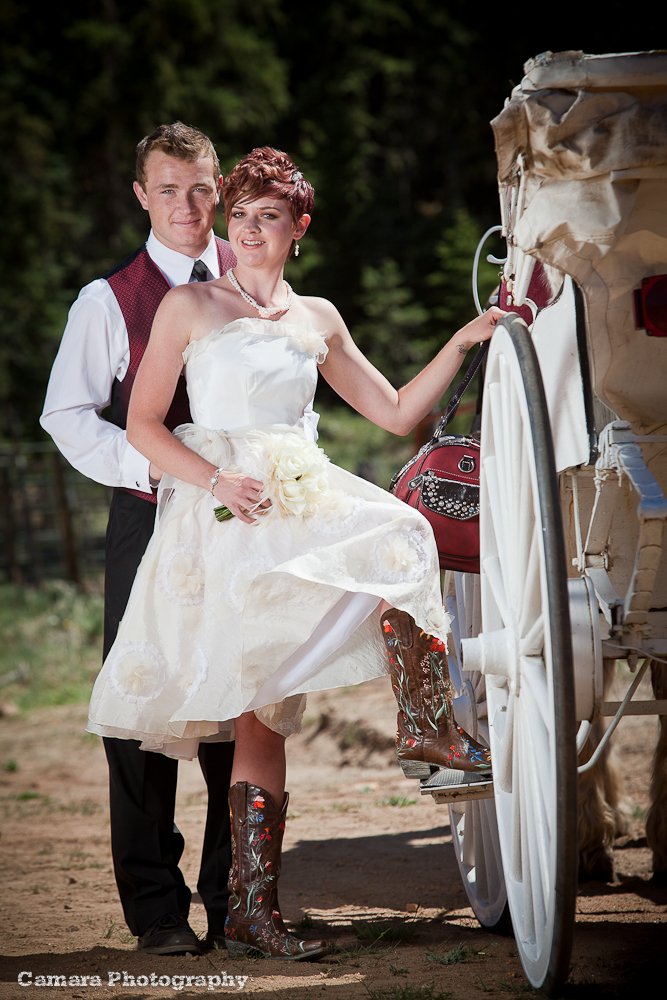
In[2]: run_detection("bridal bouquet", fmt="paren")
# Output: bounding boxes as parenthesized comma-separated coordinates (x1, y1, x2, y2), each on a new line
(214, 431, 331, 522)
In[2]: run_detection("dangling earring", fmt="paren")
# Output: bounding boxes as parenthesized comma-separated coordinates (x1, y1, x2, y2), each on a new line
(293, 243, 300, 257)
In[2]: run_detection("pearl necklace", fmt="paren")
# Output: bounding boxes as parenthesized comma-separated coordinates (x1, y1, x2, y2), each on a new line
(225, 268, 293, 319)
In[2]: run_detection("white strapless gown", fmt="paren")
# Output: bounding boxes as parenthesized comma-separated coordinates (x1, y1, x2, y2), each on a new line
(87, 318, 450, 758)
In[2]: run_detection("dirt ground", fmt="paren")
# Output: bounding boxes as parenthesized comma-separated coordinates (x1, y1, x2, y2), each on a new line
(0, 675, 665, 1000)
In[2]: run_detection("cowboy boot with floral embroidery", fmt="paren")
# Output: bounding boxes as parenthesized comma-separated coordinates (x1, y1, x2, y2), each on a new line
(224, 781, 329, 960)
(381, 609, 492, 780)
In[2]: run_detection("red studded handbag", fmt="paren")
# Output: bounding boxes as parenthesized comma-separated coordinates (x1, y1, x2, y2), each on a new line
(389, 342, 488, 574)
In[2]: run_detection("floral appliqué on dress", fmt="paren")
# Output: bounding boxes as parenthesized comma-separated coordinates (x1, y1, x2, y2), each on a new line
(108, 642, 167, 705)
(372, 527, 432, 584)
(157, 543, 205, 604)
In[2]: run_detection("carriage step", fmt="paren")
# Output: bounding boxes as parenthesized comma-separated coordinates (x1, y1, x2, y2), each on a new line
(419, 769, 494, 804)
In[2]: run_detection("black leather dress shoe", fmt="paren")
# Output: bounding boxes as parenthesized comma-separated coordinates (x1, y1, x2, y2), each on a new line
(137, 914, 203, 955)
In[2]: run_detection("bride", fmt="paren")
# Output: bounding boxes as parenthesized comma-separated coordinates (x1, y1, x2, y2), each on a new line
(87, 145, 502, 961)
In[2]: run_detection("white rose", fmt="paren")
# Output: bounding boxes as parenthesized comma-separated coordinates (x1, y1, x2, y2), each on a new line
(245, 431, 332, 518)
(274, 450, 308, 480)
(278, 477, 309, 515)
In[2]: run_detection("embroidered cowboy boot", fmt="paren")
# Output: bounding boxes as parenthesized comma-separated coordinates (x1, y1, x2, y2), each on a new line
(224, 781, 329, 960)
(381, 609, 492, 780)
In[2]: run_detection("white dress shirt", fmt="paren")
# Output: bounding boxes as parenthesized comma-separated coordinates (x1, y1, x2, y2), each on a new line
(40, 232, 224, 492)
(41, 232, 319, 493)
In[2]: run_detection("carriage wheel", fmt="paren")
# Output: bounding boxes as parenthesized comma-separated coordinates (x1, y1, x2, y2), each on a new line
(445, 571, 510, 930)
(463, 317, 578, 995)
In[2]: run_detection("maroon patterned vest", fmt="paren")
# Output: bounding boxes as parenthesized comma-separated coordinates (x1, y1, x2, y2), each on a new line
(106, 238, 236, 503)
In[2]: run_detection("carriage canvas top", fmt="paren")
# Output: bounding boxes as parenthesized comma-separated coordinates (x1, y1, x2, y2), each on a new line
(490, 49, 667, 432)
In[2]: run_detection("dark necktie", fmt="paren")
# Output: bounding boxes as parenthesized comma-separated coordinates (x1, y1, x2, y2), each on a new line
(189, 259, 213, 282)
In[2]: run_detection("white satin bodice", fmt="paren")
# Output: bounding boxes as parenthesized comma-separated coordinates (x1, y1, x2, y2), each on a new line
(182, 318, 327, 433)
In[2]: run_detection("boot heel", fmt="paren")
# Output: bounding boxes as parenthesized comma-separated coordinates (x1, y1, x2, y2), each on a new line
(399, 759, 432, 779)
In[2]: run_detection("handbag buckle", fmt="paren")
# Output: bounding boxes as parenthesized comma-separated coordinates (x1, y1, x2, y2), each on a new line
(458, 454, 476, 474)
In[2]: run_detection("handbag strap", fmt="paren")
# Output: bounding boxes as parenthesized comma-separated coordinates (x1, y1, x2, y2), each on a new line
(433, 339, 490, 437)
(389, 337, 490, 492)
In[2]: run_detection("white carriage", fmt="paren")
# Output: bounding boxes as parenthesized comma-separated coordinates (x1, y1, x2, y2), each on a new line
(426, 50, 667, 995)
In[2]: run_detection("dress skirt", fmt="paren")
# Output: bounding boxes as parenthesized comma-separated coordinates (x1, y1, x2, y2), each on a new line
(87, 423, 450, 759)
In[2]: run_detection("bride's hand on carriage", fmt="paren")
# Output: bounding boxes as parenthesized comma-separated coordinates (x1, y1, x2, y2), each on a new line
(454, 306, 506, 353)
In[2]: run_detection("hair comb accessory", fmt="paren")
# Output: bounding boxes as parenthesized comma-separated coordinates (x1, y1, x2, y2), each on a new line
(291, 170, 303, 182)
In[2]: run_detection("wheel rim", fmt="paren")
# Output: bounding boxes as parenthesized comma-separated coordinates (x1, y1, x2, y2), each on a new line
(478, 318, 577, 993)
(446, 572, 508, 928)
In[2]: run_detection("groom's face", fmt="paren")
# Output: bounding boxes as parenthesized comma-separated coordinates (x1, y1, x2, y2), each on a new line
(133, 151, 221, 257)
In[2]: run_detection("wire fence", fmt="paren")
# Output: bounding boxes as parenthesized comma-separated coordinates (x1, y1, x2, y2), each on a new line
(0, 443, 111, 586)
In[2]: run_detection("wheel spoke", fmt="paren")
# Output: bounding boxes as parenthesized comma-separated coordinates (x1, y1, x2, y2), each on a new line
(483, 448, 505, 569)
(520, 611, 544, 659)
(520, 654, 552, 734)
(518, 533, 542, 640)
(482, 553, 511, 626)
(495, 686, 514, 793)
(519, 682, 553, 898)
(446, 569, 508, 929)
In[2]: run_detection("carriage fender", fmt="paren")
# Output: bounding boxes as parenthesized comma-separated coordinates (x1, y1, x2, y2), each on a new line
(530, 277, 590, 473)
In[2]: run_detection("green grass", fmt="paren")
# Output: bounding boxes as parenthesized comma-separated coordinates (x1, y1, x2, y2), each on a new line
(378, 795, 417, 808)
(354, 921, 417, 946)
(103, 920, 135, 945)
(339, 720, 369, 748)
(0, 578, 104, 712)
(331, 801, 357, 813)
(0, 791, 102, 821)
(366, 987, 453, 1000)
(426, 943, 469, 965)
(494, 983, 541, 995)
(15, 790, 43, 801)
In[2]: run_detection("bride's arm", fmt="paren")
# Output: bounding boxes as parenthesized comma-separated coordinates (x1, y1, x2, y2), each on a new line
(312, 298, 503, 436)
(127, 287, 264, 523)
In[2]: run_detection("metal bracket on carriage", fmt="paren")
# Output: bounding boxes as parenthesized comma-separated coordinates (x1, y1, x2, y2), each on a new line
(418, 769, 494, 804)
(497, 260, 557, 327)
(496, 150, 567, 326)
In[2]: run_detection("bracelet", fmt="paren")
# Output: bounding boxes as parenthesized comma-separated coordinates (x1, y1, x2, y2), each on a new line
(209, 467, 224, 494)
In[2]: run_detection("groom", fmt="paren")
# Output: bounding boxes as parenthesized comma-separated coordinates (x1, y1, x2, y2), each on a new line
(40, 122, 236, 954)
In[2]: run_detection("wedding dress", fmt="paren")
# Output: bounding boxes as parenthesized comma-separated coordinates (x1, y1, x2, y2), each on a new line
(87, 318, 450, 758)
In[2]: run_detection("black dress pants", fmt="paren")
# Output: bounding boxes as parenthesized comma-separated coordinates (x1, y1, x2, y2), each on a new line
(102, 490, 234, 937)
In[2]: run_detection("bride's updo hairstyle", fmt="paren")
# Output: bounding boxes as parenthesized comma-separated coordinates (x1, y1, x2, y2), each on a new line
(222, 146, 314, 259)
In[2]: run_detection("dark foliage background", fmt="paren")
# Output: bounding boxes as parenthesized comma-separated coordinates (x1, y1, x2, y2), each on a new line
(0, 0, 657, 441)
